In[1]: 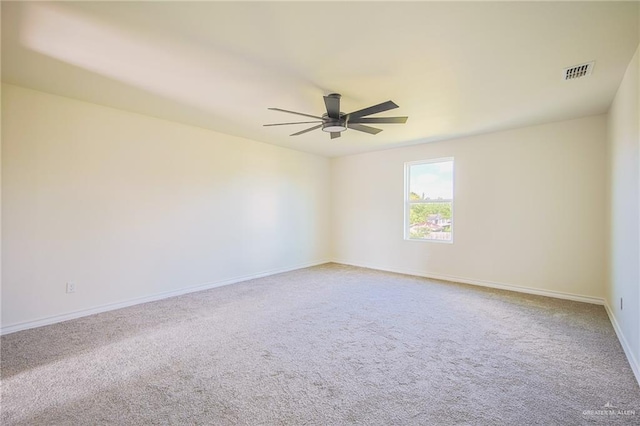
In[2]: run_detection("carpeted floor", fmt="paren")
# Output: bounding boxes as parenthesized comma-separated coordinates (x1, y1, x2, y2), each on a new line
(1, 263, 639, 425)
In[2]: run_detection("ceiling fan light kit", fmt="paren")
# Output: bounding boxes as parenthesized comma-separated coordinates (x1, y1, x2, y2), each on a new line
(321, 120, 347, 133)
(265, 93, 408, 139)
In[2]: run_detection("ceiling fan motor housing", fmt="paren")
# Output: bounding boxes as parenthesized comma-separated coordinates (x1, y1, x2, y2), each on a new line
(321, 113, 347, 132)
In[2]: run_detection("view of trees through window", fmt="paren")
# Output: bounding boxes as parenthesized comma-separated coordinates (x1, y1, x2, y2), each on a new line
(406, 159, 453, 241)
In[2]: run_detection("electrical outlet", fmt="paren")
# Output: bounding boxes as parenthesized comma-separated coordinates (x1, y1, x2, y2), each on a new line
(621, 297, 623, 310)
(66, 282, 76, 293)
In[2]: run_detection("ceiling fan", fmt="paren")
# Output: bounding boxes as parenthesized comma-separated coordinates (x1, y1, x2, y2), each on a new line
(264, 93, 408, 139)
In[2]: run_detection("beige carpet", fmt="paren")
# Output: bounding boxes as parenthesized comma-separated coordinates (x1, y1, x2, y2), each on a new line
(2, 263, 638, 425)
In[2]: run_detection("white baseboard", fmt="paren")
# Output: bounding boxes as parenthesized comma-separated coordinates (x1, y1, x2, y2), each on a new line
(604, 303, 640, 386)
(332, 259, 605, 305)
(0, 259, 331, 335)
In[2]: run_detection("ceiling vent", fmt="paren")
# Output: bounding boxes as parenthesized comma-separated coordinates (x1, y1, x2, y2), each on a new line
(563, 61, 595, 80)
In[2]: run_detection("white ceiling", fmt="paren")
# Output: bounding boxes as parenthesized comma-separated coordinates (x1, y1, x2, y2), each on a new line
(2, 1, 638, 157)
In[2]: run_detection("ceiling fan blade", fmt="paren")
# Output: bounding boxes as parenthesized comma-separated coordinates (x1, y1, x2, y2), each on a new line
(331, 132, 341, 139)
(348, 116, 408, 124)
(268, 108, 324, 120)
(264, 121, 322, 127)
(346, 101, 399, 119)
(347, 123, 383, 135)
(291, 124, 323, 136)
(324, 94, 341, 119)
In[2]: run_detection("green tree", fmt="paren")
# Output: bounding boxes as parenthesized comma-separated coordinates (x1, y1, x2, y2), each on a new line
(409, 202, 452, 226)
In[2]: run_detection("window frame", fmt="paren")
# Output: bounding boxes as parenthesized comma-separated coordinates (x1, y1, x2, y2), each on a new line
(404, 157, 455, 243)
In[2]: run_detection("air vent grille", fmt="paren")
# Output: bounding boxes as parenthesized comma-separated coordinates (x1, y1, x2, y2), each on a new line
(563, 61, 594, 80)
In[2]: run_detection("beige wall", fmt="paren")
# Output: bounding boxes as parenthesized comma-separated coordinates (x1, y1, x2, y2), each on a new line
(1, 84, 331, 329)
(607, 44, 640, 378)
(332, 115, 608, 300)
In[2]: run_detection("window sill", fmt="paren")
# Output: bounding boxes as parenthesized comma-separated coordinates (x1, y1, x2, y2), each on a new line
(404, 238, 454, 244)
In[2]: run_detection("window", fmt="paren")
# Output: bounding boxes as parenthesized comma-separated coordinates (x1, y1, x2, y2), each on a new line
(405, 158, 454, 242)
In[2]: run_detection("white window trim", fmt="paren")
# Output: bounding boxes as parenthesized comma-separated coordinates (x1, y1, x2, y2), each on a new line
(404, 157, 454, 244)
